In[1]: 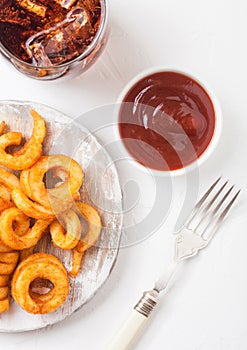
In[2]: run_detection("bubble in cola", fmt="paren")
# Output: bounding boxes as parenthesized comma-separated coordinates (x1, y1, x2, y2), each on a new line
(25, 7, 92, 66)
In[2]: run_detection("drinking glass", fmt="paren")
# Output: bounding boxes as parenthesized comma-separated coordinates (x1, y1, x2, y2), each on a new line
(0, 0, 109, 81)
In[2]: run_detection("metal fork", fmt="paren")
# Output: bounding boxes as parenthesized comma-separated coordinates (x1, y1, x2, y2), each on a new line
(106, 178, 241, 350)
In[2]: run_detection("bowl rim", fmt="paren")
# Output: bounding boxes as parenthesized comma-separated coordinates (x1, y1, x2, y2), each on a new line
(114, 66, 223, 177)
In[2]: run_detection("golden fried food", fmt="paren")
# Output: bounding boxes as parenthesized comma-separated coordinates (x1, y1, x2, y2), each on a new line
(0, 275, 9, 287)
(74, 202, 102, 253)
(0, 286, 8, 300)
(0, 121, 6, 135)
(50, 209, 81, 250)
(0, 250, 19, 271)
(27, 155, 84, 213)
(0, 169, 20, 212)
(0, 198, 14, 212)
(0, 299, 9, 313)
(70, 249, 85, 278)
(14, 213, 31, 236)
(20, 169, 33, 199)
(0, 208, 53, 250)
(0, 167, 21, 191)
(0, 239, 13, 253)
(70, 202, 102, 277)
(11, 189, 54, 220)
(0, 109, 46, 170)
(0, 183, 11, 202)
(0, 131, 22, 153)
(0, 187, 14, 213)
(0, 110, 104, 315)
(0, 252, 19, 265)
(11, 253, 69, 314)
(19, 246, 35, 262)
(0, 261, 18, 275)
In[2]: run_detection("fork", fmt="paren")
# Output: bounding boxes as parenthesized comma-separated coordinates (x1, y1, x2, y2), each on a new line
(106, 178, 241, 350)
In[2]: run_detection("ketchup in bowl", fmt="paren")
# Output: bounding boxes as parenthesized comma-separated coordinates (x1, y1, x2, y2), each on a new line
(118, 71, 216, 172)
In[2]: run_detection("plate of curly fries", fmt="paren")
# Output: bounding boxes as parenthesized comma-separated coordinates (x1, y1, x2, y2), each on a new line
(0, 100, 123, 332)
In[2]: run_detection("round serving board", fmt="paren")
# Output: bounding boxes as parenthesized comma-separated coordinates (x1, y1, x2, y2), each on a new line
(0, 100, 123, 332)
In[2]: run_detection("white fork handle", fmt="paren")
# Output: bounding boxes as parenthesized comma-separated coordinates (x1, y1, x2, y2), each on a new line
(106, 289, 159, 350)
(106, 309, 148, 350)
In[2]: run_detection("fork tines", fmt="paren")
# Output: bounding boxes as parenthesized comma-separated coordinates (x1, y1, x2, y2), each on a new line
(185, 177, 241, 240)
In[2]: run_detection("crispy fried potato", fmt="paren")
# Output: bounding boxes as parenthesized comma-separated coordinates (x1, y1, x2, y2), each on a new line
(0, 252, 19, 265)
(50, 209, 81, 250)
(0, 110, 46, 170)
(0, 286, 8, 301)
(0, 275, 9, 287)
(70, 249, 85, 278)
(28, 155, 84, 213)
(0, 239, 13, 253)
(0, 121, 6, 135)
(0, 208, 53, 250)
(74, 202, 102, 253)
(0, 298, 9, 313)
(12, 253, 69, 314)
(0, 198, 15, 212)
(19, 246, 35, 262)
(70, 202, 102, 277)
(0, 261, 18, 275)
(0, 167, 21, 191)
(0, 184, 11, 202)
(20, 169, 33, 199)
(0, 131, 22, 148)
(12, 189, 54, 220)
(14, 213, 30, 236)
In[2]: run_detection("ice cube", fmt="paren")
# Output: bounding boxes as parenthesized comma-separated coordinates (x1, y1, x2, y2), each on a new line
(25, 7, 91, 67)
(55, 0, 98, 11)
(16, 0, 46, 17)
(55, 0, 77, 9)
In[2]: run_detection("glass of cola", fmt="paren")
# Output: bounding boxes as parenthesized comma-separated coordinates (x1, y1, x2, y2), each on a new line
(0, 0, 108, 80)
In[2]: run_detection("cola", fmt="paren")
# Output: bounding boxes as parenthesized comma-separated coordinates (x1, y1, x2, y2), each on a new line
(0, 0, 101, 66)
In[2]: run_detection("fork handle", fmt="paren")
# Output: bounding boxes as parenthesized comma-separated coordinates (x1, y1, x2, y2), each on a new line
(106, 290, 159, 350)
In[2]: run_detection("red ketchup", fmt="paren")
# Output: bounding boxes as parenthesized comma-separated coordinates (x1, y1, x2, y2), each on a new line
(118, 71, 215, 171)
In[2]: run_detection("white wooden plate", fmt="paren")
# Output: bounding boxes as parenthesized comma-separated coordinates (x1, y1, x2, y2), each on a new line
(0, 100, 123, 332)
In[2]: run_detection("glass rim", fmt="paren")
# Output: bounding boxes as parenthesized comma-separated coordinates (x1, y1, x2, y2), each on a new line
(0, 0, 108, 70)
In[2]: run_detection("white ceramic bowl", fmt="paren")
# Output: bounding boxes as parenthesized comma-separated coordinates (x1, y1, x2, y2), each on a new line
(114, 67, 222, 176)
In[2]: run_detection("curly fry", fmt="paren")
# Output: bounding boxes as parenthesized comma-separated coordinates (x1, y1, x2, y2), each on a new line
(0, 262, 18, 275)
(0, 252, 19, 265)
(0, 275, 9, 287)
(70, 249, 85, 278)
(0, 198, 15, 212)
(28, 155, 84, 213)
(50, 209, 81, 250)
(0, 184, 11, 202)
(0, 110, 46, 170)
(70, 202, 102, 277)
(19, 246, 35, 262)
(0, 207, 53, 250)
(11, 253, 69, 314)
(0, 121, 6, 135)
(0, 299, 9, 313)
(0, 240, 13, 253)
(20, 169, 33, 199)
(0, 167, 21, 191)
(14, 213, 31, 236)
(12, 189, 54, 220)
(0, 286, 8, 300)
(0, 169, 21, 212)
(74, 202, 102, 253)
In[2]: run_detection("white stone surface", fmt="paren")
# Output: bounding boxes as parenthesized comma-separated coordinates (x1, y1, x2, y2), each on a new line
(0, 0, 247, 349)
